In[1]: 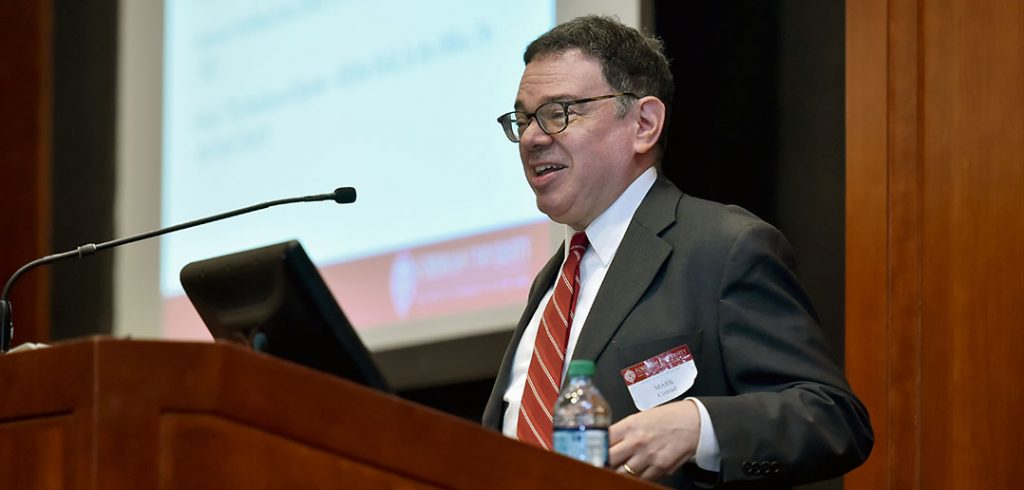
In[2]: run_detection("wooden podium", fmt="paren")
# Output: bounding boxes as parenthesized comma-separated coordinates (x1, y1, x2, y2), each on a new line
(0, 338, 657, 489)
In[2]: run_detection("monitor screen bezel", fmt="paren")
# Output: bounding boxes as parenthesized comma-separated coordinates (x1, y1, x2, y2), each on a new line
(179, 240, 389, 392)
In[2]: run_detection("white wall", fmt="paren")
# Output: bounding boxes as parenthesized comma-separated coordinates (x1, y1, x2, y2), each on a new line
(115, 0, 162, 338)
(558, 0, 639, 25)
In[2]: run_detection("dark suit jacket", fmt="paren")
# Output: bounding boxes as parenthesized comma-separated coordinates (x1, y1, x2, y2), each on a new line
(482, 176, 872, 488)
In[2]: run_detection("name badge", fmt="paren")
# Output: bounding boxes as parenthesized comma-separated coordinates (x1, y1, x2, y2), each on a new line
(620, 345, 697, 411)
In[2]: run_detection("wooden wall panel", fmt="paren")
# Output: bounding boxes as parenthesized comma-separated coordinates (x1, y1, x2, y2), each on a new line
(919, 0, 1024, 488)
(844, 0, 893, 486)
(846, 0, 1024, 488)
(0, 416, 71, 490)
(159, 414, 444, 489)
(0, 0, 52, 346)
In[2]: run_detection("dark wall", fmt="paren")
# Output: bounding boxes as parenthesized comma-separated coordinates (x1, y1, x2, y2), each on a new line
(657, 2, 781, 217)
(654, 1, 846, 364)
(49, 0, 118, 340)
(774, 1, 846, 364)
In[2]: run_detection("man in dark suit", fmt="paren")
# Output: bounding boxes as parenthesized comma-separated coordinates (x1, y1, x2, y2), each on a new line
(483, 16, 872, 488)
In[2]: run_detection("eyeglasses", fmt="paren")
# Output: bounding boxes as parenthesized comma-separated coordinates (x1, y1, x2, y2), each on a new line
(496, 92, 638, 143)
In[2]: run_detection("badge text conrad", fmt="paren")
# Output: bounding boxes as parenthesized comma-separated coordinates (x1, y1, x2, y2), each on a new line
(654, 379, 677, 398)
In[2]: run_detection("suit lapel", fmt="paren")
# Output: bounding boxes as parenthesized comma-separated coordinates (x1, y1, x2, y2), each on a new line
(571, 176, 680, 363)
(482, 244, 564, 429)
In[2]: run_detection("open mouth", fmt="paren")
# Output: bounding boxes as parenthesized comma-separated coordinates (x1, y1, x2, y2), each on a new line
(533, 163, 566, 176)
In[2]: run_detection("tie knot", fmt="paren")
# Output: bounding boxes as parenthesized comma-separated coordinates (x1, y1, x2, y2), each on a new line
(569, 231, 589, 253)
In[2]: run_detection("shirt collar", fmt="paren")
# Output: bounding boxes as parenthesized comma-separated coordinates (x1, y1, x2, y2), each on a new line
(564, 166, 658, 265)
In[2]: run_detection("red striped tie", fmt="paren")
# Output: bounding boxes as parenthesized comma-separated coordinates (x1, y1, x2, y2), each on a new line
(517, 231, 589, 449)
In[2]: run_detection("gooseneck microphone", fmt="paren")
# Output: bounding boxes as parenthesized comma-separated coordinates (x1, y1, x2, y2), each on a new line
(0, 187, 357, 353)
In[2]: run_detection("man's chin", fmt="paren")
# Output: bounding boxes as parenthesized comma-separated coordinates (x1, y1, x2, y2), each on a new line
(536, 205, 562, 224)
(536, 205, 577, 228)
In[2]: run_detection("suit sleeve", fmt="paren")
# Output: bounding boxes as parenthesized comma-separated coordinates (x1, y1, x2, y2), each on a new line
(694, 221, 873, 486)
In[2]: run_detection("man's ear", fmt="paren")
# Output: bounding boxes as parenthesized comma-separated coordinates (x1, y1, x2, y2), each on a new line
(633, 96, 666, 155)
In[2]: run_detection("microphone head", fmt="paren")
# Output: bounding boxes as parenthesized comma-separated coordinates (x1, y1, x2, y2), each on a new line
(333, 187, 357, 204)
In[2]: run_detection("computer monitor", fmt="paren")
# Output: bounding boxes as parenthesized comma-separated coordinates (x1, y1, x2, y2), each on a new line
(179, 240, 389, 392)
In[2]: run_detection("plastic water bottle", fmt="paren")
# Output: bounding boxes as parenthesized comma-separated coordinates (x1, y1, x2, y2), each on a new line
(552, 359, 612, 467)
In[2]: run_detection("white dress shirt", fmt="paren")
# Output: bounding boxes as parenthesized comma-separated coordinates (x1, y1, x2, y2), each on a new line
(500, 167, 721, 472)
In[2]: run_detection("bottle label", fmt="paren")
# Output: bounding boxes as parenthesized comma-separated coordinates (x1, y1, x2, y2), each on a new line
(553, 428, 608, 467)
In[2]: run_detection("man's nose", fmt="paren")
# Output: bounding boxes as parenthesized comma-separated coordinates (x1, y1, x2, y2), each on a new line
(518, 118, 552, 147)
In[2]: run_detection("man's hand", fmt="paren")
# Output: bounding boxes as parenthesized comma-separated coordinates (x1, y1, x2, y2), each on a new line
(608, 399, 701, 480)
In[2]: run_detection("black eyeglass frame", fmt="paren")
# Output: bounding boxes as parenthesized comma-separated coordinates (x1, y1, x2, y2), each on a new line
(496, 92, 639, 143)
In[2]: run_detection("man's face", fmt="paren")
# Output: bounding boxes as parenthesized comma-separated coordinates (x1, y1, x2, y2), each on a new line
(515, 50, 639, 230)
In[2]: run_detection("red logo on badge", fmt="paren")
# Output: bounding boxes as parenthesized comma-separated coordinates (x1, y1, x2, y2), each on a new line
(620, 345, 693, 386)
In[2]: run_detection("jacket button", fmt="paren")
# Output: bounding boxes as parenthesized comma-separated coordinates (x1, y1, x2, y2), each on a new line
(771, 461, 782, 474)
(742, 461, 754, 474)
